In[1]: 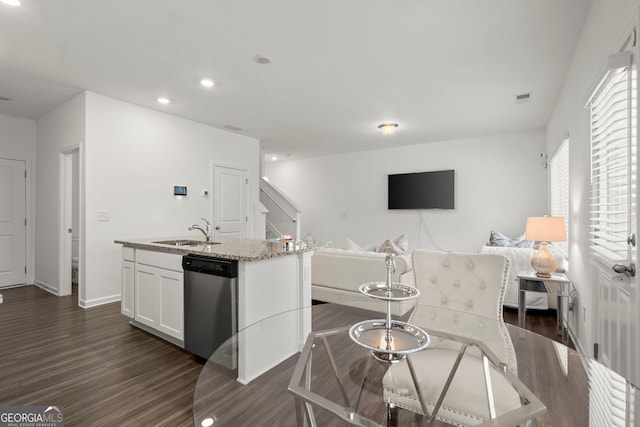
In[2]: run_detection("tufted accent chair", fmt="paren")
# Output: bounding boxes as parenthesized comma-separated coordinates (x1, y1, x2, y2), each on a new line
(383, 250, 520, 426)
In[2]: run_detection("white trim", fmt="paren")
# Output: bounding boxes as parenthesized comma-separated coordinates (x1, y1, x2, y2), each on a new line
(79, 294, 121, 309)
(58, 145, 80, 299)
(34, 280, 60, 296)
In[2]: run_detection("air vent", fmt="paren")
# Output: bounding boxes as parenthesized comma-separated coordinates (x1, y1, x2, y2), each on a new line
(515, 92, 532, 104)
(0, 96, 12, 101)
(223, 124, 243, 132)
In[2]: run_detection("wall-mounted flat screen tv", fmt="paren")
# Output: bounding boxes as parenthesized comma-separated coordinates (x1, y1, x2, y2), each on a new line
(388, 170, 455, 210)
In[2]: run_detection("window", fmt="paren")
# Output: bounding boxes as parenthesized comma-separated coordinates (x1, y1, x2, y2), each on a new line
(588, 51, 634, 264)
(549, 139, 569, 258)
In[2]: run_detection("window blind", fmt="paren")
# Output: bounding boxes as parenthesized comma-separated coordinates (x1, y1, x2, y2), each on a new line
(588, 358, 632, 426)
(588, 52, 633, 264)
(549, 139, 569, 258)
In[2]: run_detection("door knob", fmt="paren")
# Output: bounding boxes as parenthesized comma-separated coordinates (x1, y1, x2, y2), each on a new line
(612, 262, 636, 277)
(215, 226, 221, 230)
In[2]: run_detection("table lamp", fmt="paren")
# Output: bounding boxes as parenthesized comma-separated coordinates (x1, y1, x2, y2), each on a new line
(525, 216, 567, 277)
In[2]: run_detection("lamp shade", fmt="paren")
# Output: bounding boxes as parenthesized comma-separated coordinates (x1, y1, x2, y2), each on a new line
(525, 216, 567, 242)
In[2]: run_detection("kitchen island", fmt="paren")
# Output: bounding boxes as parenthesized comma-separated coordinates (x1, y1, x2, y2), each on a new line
(115, 236, 313, 384)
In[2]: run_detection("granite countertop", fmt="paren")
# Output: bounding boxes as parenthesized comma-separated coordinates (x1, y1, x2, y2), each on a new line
(114, 235, 313, 262)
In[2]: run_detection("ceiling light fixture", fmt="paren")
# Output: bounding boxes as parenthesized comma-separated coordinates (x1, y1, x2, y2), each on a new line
(1, 0, 21, 6)
(271, 156, 278, 161)
(157, 97, 171, 105)
(200, 78, 214, 88)
(377, 123, 398, 135)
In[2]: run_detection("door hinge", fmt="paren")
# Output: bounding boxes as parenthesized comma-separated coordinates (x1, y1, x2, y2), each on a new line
(245, 216, 248, 222)
(245, 178, 249, 184)
(24, 170, 27, 178)
(24, 266, 27, 274)
(24, 218, 27, 226)
(593, 342, 599, 360)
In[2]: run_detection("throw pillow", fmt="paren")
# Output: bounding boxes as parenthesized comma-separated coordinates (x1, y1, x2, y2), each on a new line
(489, 230, 534, 248)
(377, 234, 408, 254)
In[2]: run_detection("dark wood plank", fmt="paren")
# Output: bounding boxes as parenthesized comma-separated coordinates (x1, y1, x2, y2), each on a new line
(0, 285, 203, 426)
(503, 306, 575, 349)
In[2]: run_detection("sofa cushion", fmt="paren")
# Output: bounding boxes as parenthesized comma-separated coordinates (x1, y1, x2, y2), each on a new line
(312, 248, 412, 293)
(345, 238, 377, 252)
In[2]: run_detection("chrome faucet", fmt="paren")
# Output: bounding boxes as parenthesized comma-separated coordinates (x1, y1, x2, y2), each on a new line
(188, 218, 212, 242)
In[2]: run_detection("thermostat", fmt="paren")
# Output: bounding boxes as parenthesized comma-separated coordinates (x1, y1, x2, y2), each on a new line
(174, 186, 187, 196)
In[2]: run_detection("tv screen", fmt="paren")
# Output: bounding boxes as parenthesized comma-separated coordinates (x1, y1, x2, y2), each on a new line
(388, 170, 455, 210)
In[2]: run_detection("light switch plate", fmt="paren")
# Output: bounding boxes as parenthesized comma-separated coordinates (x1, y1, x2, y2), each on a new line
(97, 210, 110, 221)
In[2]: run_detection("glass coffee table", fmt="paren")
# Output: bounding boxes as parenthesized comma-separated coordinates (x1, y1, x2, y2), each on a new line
(192, 302, 639, 426)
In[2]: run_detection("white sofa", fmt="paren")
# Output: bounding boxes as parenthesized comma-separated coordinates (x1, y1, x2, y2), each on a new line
(311, 248, 416, 316)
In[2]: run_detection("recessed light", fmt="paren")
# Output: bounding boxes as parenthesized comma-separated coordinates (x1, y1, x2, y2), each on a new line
(253, 55, 272, 65)
(157, 97, 171, 105)
(200, 78, 214, 88)
(1, 0, 21, 6)
(271, 156, 278, 161)
(201, 418, 215, 427)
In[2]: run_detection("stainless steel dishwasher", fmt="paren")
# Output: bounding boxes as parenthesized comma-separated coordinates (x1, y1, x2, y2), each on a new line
(183, 254, 238, 369)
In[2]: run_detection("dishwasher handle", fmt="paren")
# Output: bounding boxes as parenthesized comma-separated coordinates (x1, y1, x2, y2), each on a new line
(182, 255, 238, 278)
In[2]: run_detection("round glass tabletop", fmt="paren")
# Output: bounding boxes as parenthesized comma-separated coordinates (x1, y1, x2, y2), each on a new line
(192, 301, 639, 426)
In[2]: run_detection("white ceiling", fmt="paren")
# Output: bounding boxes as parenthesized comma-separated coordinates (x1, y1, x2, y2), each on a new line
(0, 0, 592, 160)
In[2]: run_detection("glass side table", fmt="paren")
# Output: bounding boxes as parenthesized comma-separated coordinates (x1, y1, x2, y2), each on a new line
(517, 271, 571, 344)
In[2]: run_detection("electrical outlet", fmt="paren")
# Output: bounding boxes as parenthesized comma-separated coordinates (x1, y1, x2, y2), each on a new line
(97, 210, 110, 222)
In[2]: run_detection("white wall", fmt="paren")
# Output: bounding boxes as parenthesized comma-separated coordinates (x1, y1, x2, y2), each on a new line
(0, 113, 37, 284)
(35, 94, 86, 295)
(266, 129, 546, 253)
(547, 0, 640, 356)
(83, 92, 260, 307)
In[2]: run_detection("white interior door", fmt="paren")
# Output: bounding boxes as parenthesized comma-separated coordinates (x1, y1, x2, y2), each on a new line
(0, 159, 26, 287)
(590, 31, 639, 387)
(213, 165, 247, 237)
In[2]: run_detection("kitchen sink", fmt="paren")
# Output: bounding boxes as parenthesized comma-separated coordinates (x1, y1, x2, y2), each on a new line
(153, 239, 219, 246)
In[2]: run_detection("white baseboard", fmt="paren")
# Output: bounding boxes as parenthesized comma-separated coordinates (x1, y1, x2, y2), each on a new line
(567, 324, 586, 355)
(79, 294, 121, 309)
(34, 280, 60, 296)
(0, 283, 31, 290)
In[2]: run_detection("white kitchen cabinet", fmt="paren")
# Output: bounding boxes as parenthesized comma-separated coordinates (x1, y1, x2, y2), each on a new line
(121, 246, 136, 318)
(132, 250, 184, 343)
(121, 260, 135, 317)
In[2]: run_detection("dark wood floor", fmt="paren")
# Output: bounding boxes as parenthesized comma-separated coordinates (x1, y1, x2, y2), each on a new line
(0, 285, 203, 426)
(503, 306, 575, 349)
(0, 285, 571, 426)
